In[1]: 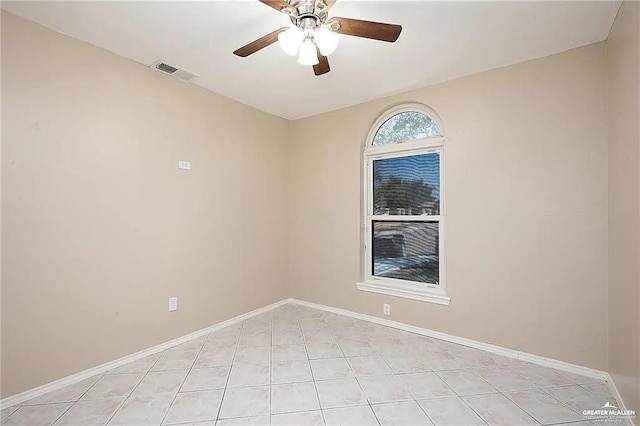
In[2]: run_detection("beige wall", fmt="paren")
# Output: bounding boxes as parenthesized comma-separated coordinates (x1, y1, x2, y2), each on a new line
(1, 11, 289, 398)
(287, 43, 609, 371)
(607, 0, 640, 414)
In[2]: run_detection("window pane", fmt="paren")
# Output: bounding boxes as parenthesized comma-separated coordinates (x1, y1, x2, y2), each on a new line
(372, 112, 441, 145)
(372, 221, 439, 284)
(373, 153, 440, 215)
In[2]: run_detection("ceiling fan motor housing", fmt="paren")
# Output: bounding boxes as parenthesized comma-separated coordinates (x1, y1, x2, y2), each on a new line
(288, 0, 326, 27)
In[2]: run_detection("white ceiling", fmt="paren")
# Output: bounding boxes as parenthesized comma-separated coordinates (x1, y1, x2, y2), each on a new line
(2, 1, 620, 120)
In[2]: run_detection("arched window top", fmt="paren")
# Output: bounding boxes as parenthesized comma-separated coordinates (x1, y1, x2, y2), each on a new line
(369, 104, 444, 147)
(360, 102, 448, 305)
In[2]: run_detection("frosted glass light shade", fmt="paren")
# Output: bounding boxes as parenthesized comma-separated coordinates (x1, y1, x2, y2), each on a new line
(278, 27, 304, 56)
(297, 39, 319, 65)
(314, 26, 339, 56)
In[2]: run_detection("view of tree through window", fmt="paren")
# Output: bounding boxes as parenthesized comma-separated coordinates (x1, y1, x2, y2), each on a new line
(372, 111, 441, 145)
(373, 153, 440, 216)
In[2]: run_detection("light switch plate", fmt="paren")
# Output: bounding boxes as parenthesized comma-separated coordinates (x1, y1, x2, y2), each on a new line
(178, 161, 191, 170)
(168, 297, 178, 312)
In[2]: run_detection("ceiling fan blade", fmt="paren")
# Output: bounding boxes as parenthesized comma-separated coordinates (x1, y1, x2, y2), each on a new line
(313, 50, 330, 76)
(233, 27, 287, 57)
(328, 17, 402, 42)
(259, 0, 298, 16)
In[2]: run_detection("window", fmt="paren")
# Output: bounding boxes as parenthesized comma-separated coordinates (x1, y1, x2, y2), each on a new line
(358, 104, 449, 305)
(373, 111, 441, 145)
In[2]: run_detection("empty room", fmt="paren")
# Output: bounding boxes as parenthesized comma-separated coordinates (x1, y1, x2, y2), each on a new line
(1, 0, 638, 425)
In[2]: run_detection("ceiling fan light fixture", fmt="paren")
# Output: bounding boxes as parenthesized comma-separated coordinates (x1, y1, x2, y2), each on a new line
(278, 27, 304, 56)
(234, 0, 403, 76)
(298, 38, 319, 65)
(314, 26, 340, 56)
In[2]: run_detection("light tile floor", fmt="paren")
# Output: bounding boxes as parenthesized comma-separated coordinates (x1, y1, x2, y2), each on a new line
(3, 304, 618, 426)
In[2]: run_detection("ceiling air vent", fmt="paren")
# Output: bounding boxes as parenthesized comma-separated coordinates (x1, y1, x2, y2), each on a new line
(151, 60, 199, 82)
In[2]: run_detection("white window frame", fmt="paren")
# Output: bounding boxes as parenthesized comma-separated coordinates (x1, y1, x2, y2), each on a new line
(357, 103, 450, 305)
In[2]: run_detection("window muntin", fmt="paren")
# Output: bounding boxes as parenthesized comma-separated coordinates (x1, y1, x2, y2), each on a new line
(372, 111, 441, 146)
(361, 104, 447, 304)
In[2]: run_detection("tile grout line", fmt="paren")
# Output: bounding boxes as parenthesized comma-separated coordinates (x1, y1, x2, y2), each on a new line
(158, 336, 209, 426)
(430, 369, 493, 426)
(435, 368, 536, 424)
(371, 329, 458, 425)
(366, 321, 518, 425)
(47, 373, 107, 426)
(269, 311, 276, 422)
(4, 374, 106, 424)
(539, 386, 605, 416)
(465, 373, 583, 425)
(269, 311, 275, 425)
(426, 352, 598, 425)
(493, 365, 604, 421)
(104, 352, 166, 426)
(329, 315, 381, 425)
(213, 320, 246, 423)
(499, 388, 570, 425)
(363, 319, 413, 425)
(278, 307, 324, 418)
(49, 374, 106, 426)
(1, 406, 20, 423)
(301, 311, 328, 425)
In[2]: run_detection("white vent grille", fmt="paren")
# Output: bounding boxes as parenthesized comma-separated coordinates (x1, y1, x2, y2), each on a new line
(151, 60, 199, 82)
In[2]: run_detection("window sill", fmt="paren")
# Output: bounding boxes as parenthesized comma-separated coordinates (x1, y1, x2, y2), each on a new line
(356, 281, 451, 305)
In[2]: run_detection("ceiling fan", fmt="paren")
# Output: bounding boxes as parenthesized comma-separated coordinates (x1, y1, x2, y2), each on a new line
(233, 0, 402, 76)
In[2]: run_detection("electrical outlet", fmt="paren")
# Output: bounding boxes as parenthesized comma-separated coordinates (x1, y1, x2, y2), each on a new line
(383, 303, 391, 316)
(178, 161, 191, 170)
(168, 297, 178, 312)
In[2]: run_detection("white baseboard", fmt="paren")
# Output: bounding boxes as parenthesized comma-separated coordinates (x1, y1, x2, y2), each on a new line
(606, 373, 630, 411)
(289, 299, 621, 388)
(0, 299, 289, 410)
(604, 374, 635, 426)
